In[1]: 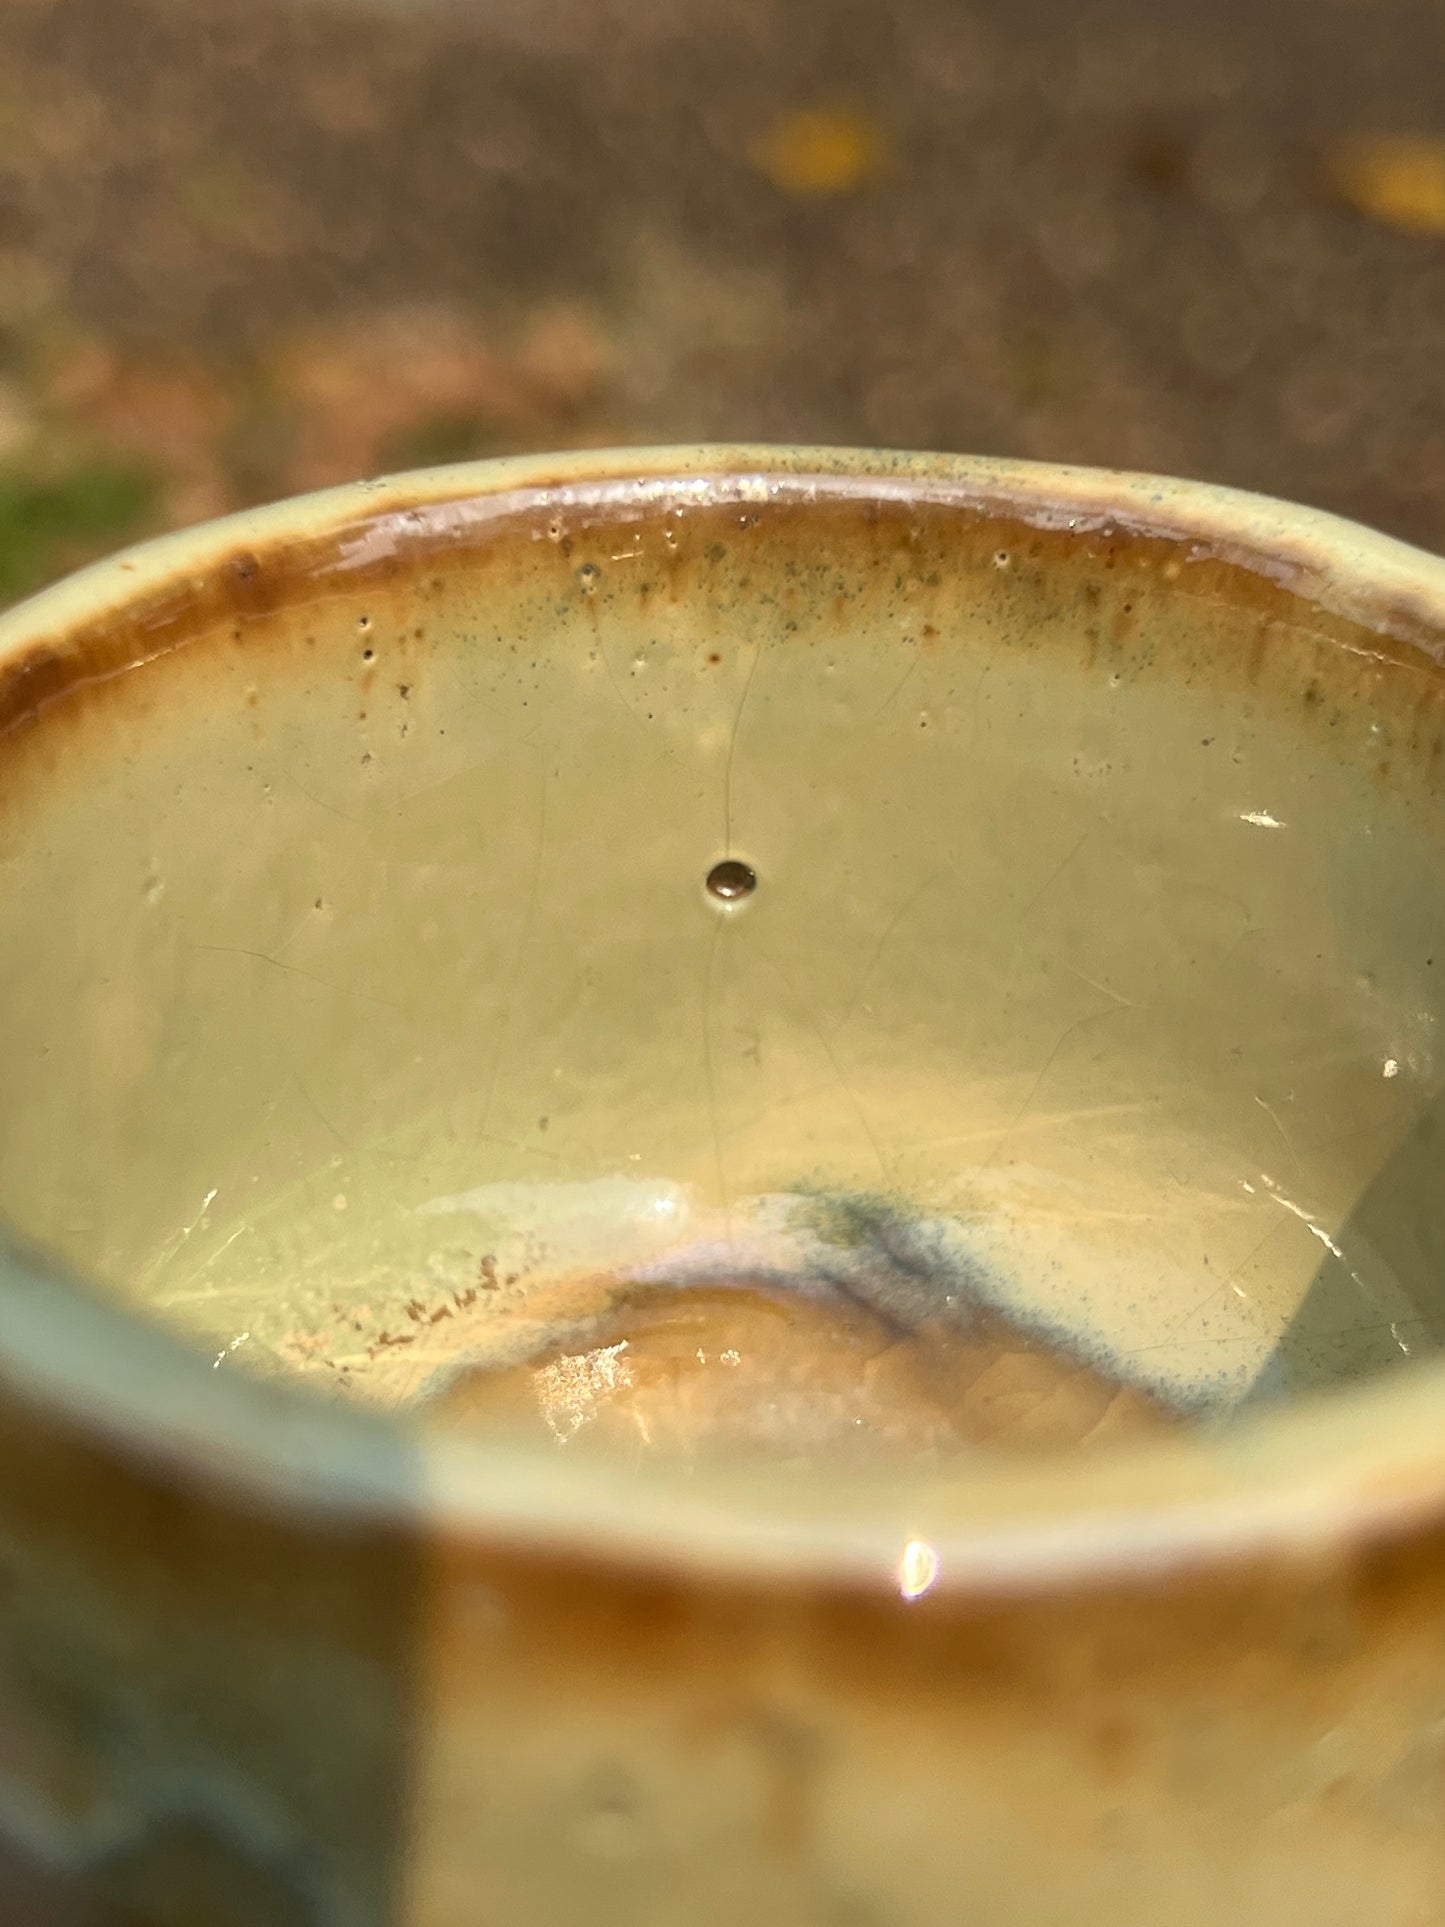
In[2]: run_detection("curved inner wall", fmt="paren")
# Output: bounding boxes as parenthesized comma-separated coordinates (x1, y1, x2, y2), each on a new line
(0, 479, 1443, 1461)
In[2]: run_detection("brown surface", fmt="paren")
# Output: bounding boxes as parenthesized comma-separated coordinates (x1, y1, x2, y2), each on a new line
(6, 464, 1445, 752)
(437, 1277, 1176, 1458)
(0, 0, 1439, 607)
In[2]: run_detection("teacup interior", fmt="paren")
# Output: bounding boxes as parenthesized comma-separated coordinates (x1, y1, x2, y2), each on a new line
(0, 461, 1442, 1465)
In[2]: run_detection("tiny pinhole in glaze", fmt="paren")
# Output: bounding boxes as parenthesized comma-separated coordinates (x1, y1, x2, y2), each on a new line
(706, 859, 758, 903)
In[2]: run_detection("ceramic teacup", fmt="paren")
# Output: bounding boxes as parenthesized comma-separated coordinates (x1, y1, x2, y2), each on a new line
(2, 448, 1445, 1925)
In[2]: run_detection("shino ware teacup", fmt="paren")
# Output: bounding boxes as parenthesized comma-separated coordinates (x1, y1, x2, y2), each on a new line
(2, 447, 1445, 1925)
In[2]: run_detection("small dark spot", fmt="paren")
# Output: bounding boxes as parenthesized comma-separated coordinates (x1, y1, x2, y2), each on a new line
(538, 1116, 549, 1133)
(398, 683, 411, 700)
(361, 751, 373, 765)
(708, 542, 727, 562)
(706, 858, 758, 902)
(479, 1255, 500, 1290)
(230, 551, 260, 581)
(314, 898, 323, 911)
(1201, 737, 1213, 747)
(362, 647, 375, 662)
(707, 652, 723, 665)
(1129, 127, 1193, 193)
(357, 615, 371, 631)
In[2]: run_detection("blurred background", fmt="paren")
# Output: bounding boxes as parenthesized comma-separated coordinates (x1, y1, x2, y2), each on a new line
(0, 0, 1441, 606)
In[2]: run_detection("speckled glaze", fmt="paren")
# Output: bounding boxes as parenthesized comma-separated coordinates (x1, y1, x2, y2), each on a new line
(4, 449, 1445, 1923)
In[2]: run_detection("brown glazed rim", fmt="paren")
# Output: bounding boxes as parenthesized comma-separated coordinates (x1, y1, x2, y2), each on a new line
(3, 444, 1445, 1602)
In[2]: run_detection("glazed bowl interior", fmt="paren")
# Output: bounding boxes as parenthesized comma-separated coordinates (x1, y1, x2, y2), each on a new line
(2, 448, 1445, 1506)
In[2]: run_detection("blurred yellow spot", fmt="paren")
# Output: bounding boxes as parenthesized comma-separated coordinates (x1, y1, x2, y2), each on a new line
(897, 1537, 940, 1601)
(1330, 136, 1445, 235)
(752, 107, 889, 198)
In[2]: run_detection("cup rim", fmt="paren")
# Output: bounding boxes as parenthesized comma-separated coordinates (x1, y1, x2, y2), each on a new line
(5, 442, 1445, 1600)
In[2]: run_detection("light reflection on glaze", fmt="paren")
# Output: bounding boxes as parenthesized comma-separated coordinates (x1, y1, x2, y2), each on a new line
(534, 1340, 636, 1444)
(897, 1539, 941, 1600)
